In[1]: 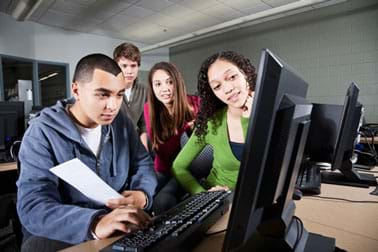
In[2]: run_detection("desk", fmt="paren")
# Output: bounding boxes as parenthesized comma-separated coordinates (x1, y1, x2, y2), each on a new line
(0, 162, 18, 194)
(360, 137, 378, 144)
(63, 179, 378, 252)
(0, 162, 17, 173)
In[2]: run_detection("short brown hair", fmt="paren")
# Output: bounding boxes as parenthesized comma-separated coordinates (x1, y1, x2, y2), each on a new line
(113, 42, 141, 66)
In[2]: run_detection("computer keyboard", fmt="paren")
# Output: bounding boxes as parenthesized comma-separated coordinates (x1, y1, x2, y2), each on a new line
(101, 190, 232, 252)
(296, 160, 321, 195)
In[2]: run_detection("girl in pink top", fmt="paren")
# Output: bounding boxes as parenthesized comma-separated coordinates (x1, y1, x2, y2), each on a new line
(144, 62, 200, 214)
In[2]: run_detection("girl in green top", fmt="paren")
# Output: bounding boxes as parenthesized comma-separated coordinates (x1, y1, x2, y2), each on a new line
(172, 51, 257, 194)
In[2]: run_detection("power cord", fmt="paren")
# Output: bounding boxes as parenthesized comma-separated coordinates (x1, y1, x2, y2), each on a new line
(292, 216, 304, 251)
(359, 124, 378, 164)
(354, 167, 378, 173)
(206, 229, 227, 236)
(308, 195, 378, 203)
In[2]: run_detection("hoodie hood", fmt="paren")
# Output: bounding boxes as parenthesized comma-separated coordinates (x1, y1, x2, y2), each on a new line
(30, 97, 82, 144)
(31, 97, 119, 175)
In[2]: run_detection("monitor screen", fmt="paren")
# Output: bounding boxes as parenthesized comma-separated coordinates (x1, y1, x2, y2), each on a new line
(321, 83, 377, 187)
(304, 103, 343, 163)
(222, 49, 335, 252)
(0, 101, 25, 151)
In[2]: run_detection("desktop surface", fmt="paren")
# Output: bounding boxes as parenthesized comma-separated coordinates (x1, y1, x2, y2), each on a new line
(62, 172, 378, 252)
(0, 161, 17, 173)
(295, 183, 378, 252)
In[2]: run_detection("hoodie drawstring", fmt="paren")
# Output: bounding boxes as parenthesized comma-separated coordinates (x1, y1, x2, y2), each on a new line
(104, 125, 117, 177)
(73, 144, 81, 159)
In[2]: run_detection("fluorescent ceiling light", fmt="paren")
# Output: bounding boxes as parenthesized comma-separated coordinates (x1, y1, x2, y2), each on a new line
(39, 72, 58, 81)
(9, 0, 43, 21)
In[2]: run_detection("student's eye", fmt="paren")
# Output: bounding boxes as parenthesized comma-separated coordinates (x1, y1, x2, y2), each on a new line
(95, 93, 109, 98)
(213, 84, 221, 91)
(118, 93, 125, 97)
(168, 80, 173, 85)
(154, 82, 161, 87)
(228, 74, 238, 81)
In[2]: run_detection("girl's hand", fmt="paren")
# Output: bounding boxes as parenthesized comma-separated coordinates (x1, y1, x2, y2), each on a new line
(208, 185, 229, 192)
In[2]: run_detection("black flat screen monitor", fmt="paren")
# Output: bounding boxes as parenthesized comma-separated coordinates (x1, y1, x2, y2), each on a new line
(304, 103, 343, 163)
(223, 49, 335, 252)
(321, 83, 377, 187)
(0, 101, 25, 151)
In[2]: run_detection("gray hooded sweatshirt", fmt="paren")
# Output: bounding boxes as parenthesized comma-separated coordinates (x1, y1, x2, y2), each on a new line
(16, 98, 157, 244)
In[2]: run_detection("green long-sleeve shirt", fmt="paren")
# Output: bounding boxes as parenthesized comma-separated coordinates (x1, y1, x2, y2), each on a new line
(172, 108, 249, 194)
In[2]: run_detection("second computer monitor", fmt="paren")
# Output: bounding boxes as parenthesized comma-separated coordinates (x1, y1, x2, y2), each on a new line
(304, 103, 343, 163)
(321, 83, 377, 187)
(0, 101, 25, 151)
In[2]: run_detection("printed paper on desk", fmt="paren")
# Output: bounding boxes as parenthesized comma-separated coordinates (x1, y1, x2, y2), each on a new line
(50, 158, 122, 205)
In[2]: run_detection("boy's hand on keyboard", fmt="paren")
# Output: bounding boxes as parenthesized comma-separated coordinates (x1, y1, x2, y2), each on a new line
(208, 185, 229, 192)
(107, 190, 147, 209)
(93, 206, 152, 239)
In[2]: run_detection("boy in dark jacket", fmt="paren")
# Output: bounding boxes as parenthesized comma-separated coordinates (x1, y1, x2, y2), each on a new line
(113, 43, 148, 150)
(16, 54, 157, 251)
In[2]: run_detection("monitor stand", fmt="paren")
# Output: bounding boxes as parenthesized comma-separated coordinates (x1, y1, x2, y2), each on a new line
(304, 232, 336, 252)
(242, 221, 335, 252)
(321, 160, 377, 188)
(242, 202, 335, 252)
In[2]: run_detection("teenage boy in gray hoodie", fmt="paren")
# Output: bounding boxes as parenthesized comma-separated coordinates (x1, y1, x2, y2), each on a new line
(16, 54, 157, 251)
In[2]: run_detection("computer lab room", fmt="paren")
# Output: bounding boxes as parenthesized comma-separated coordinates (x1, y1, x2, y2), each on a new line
(0, 0, 377, 251)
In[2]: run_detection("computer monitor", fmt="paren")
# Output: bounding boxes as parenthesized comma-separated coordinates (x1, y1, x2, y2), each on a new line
(0, 101, 25, 151)
(321, 83, 377, 187)
(222, 49, 335, 252)
(304, 103, 343, 163)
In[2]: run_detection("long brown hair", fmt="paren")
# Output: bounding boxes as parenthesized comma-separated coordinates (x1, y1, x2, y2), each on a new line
(148, 62, 195, 150)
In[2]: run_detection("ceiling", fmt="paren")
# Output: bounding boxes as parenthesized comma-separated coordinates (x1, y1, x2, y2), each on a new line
(0, 0, 344, 49)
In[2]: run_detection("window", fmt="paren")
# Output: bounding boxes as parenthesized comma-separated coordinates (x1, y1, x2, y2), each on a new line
(0, 54, 69, 118)
(38, 63, 68, 106)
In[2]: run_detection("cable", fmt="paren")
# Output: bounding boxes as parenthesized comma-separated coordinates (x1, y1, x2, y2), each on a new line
(355, 169, 378, 173)
(354, 149, 376, 156)
(292, 216, 304, 251)
(308, 195, 378, 203)
(9, 140, 22, 160)
(206, 229, 227, 236)
(360, 124, 378, 159)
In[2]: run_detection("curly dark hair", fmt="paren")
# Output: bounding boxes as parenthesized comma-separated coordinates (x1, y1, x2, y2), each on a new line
(195, 51, 257, 143)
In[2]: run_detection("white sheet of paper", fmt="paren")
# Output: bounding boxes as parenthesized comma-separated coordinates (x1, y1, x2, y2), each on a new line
(50, 158, 122, 205)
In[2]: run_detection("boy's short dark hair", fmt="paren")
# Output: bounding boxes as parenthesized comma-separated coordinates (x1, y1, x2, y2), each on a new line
(73, 53, 122, 83)
(113, 43, 141, 66)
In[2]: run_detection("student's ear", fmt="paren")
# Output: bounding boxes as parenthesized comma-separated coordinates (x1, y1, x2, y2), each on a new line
(72, 82, 80, 101)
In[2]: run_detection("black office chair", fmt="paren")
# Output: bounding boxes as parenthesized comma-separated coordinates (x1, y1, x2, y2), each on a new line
(0, 140, 23, 250)
(180, 132, 213, 180)
(10, 141, 22, 175)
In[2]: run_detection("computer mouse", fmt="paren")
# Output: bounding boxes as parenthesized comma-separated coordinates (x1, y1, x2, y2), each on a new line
(293, 188, 303, 201)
